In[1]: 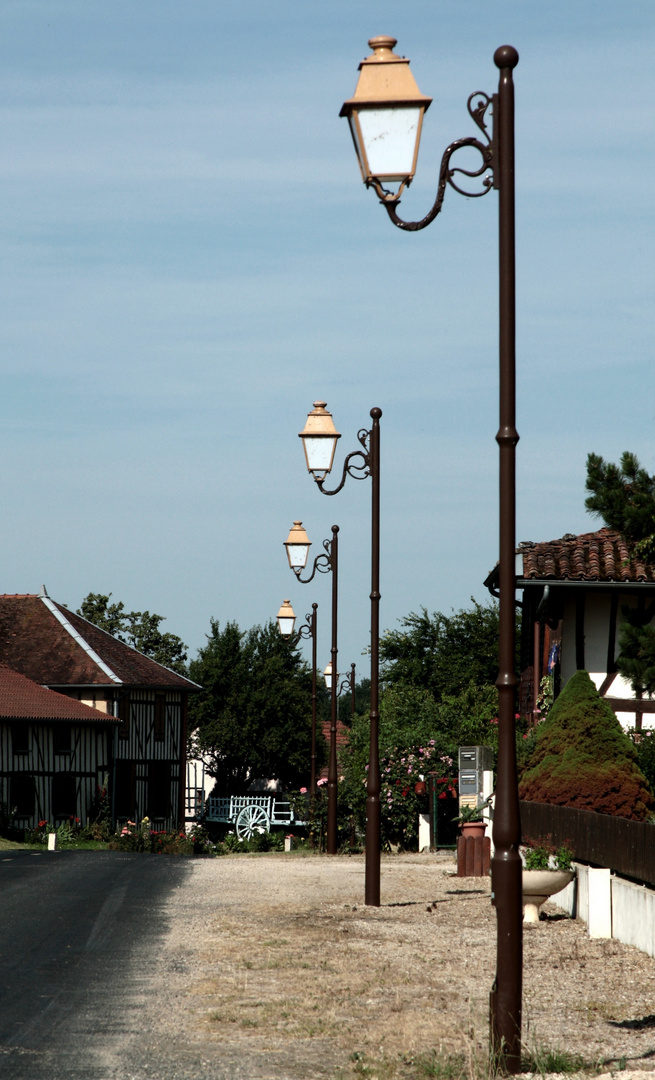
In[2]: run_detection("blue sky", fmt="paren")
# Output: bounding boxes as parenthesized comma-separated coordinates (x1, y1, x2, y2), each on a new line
(0, 1, 653, 675)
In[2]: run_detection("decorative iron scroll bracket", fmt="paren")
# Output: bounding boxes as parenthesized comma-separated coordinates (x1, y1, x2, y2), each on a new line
(293, 536, 334, 584)
(315, 428, 371, 497)
(338, 672, 354, 697)
(381, 91, 495, 232)
(285, 611, 315, 649)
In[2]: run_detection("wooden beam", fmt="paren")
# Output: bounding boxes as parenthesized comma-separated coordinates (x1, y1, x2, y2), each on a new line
(605, 697, 655, 713)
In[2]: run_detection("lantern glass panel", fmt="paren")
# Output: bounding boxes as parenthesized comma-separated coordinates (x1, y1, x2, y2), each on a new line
(278, 615, 296, 638)
(357, 105, 422, 181)
(303, 434, 338, 476)
(286, 543, 310, 570)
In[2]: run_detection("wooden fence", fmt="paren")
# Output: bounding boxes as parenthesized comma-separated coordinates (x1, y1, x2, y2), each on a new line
(520, 800, 655, 888)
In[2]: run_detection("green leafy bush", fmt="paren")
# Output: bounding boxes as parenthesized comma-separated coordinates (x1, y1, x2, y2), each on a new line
(0, 801, 18, 839)
(523, 836, 573, 871)
(215, 829, 285, 854)
(108, 818, 214, 854)
(519, 670, 654, 820)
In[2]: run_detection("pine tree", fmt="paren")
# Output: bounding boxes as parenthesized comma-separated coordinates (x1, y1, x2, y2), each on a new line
(585, 450, 655, 558)
(519, 670, 653, 820)
(585, 451, 655, 696)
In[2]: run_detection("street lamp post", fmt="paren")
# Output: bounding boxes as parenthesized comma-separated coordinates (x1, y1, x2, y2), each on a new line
(284, 520, 340, 854)
(339, 37, 522, 1071)
(341, 663, 357, 720)
(276, 599, 319, 804)
(326, 661, 357, 719)
(299, 401, 381, 907)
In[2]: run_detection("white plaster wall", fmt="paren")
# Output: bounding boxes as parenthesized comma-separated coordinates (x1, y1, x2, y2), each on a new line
(549, 865, 655, 961)
(584, 593, 612, 677)
(550, 873, 576, 917)
(611, 877, 655, 959)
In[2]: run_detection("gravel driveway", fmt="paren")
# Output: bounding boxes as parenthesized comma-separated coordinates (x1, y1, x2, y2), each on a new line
(119, 851, 655, 1080)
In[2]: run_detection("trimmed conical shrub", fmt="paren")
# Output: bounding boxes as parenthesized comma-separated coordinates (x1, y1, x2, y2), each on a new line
(519, 669, 654, 820)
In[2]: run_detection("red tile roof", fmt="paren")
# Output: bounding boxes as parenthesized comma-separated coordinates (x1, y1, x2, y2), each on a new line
(0, 595, 198, 689)
(0, 665, 119, 722)
(517, 528, 655, 583)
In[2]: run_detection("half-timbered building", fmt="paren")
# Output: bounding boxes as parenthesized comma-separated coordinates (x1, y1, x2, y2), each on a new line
(0, 592, 199, 829)
(0, 664, 119, 830)
(486, 528, 655, 730)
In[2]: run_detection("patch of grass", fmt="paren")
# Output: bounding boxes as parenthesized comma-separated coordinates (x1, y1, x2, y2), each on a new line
(336, 1044, 603, 1080)
(582, 998, 623, 1023)
(207, 1009, 238, 1025)
(407, 1050, 472, 1080)
(521, 1044, 601, 1075)
(0, 837, 117, 852)
(60, 840, 109, 850)
(0, 837, 32, 850)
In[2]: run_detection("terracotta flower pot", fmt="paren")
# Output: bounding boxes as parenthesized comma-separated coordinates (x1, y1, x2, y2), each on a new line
(459, 820, 487, 840)
(414, 781, 426, 796)
(522, 868, 574, 924)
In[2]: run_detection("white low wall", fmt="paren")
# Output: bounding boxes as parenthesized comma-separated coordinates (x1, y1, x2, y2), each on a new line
(611, 875, 655, 959)
(549, 862, 655, 958)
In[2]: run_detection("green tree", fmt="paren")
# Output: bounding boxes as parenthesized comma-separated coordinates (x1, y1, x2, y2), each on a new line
(585, 452, 655, 696)
(519, 670, 653, 820)
(616, 605, 655, 697)
(77, 592, 188, 673)
(434, 681, 500, 759)
(585, 450, 655, 558)
(341, 685, 443, 814)
(188, 619, 324, 792)
(339, 684, 460, 851)
(380, 600, 503, 701)
(629, 728, 655, 793)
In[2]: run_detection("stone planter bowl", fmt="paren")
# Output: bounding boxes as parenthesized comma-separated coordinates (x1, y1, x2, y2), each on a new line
(522, 868, 574, 924)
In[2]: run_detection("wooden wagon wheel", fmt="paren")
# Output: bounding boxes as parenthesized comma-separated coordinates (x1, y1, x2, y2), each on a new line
(236, 804, 270, 840)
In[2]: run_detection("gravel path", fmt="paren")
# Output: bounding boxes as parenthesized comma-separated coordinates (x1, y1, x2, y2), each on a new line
(121, 852, 655, 1080)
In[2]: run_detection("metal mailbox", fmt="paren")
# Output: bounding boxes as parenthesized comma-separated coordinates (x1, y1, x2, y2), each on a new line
(458, 745, 494, 809)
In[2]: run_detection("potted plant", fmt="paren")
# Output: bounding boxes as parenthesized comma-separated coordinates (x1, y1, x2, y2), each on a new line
(521, 837, 574, 923)
(453, 798, 491, 840)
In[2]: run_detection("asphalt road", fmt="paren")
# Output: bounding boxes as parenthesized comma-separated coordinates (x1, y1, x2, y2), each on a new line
(0, 850, 193, 1079)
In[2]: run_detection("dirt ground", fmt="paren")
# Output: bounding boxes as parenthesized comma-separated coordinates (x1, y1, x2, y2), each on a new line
(135, 851, 655, 1080)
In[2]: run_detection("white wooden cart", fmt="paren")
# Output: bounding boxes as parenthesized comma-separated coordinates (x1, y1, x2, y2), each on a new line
(205, 794, 305, 840)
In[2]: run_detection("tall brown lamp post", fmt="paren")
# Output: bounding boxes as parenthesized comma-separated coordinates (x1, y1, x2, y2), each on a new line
(339, 37, 522, 1071)
(276, 598, 318, 808)
(283, 520, 340, 854)
(298, 402, 381, 906)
